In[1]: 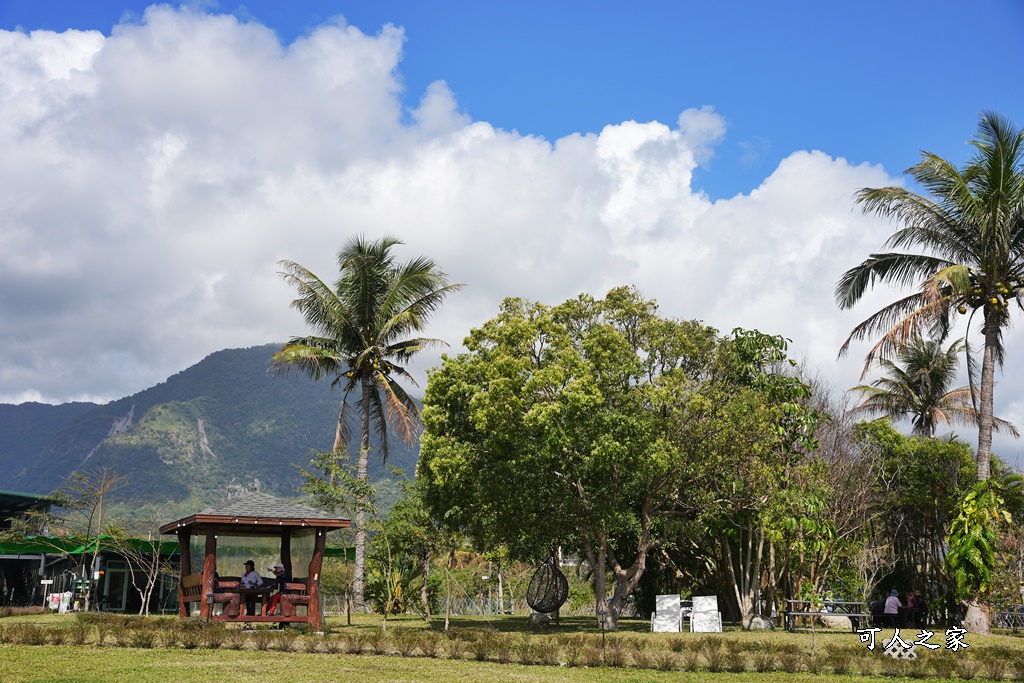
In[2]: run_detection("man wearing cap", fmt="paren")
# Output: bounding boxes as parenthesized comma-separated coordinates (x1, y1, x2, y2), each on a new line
(265, 562, 293, 620)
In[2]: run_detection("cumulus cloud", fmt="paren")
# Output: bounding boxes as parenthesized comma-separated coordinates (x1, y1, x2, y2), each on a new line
(1, 6, 1021, 463)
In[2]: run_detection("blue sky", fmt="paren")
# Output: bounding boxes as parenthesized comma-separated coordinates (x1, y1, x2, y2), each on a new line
(5, 1, 1022, 200)
(1, 1, 1023, 462)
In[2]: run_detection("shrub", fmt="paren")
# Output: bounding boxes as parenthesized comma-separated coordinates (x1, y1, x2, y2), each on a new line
(493, 633, 514, 664)
(94, 622, 111, 646)
(301, 635, 322, 654)
(752, 652, 775, 673)
(468, 632, 492, 662)
(392, 629, 417, 657)
(515, 636, 536, 665)
(880, 656, 901, 678)
(724, 639, 745, 654)
(905, 658, 930, 679)
(558, 634, 584, 666)
(417, 631, 440, 658)
(929, 657, 956, 679)
(158, 626, 179, 648)
(654, 651, 678, 671)
(805, 655, 824, 674)
(46, 627, 69, 646)
(322, 635, 343, 654)
(536, 640, 560, 666)
(367, 629, 388, 655)
(251, 629, 273, 651)
(604, 638, 627, 668)
(582, 647, 603, 667)
(201, 624, 226, 649)
(680, 651, 700, 671)
(442, 636, 464, 660)
(958, 659, 979, 680)
(729, 652, 750, 673)
(225, 629, 247, 650)
(705, 649, 725, 672)
(984, 658, 1008, 680)
(700, 635, 723, 653)
(827, 652, 851, 675)
(111, 623, 132, 647)
(129, 627, 158, 649)
(668, 635, 686, 652)
(856, 656, 877, 676)
(778, 653, 801, 674)
(69, 622, 90, 645)
(344, 632, 366, 655)
(276, 630, 298, 652)
(630, 648, 653, 669)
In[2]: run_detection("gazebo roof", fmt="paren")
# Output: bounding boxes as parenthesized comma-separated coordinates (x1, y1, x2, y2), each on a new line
(159, 492, 349, 536)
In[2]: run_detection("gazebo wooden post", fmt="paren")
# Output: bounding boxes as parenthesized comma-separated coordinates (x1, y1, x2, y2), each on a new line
(177, 529, 192, 618)
(307, 526, 326, 631)
(200, 527, 216, 619)
(280, 530, 292, 575)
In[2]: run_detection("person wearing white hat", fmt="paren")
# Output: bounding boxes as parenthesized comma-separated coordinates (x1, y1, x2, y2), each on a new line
(266, 561, 293, 622)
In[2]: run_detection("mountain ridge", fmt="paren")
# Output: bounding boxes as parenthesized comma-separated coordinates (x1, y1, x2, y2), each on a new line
(0, 345, 419, 514)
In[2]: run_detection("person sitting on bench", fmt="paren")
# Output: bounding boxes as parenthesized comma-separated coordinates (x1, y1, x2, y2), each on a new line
(240, 560, 263, 616)
(265, 562, 293, 619)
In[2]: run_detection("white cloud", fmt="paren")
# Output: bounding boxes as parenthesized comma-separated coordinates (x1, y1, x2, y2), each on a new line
(1, 4, 1021, 467)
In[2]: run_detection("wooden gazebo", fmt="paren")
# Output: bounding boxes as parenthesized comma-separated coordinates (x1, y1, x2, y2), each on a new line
(159, 492, 349, 629)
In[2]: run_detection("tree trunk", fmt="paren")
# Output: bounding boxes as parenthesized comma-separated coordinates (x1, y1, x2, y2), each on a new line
(723, 521, 765, 627)
(421, 548, 431, 621)
(594, 542, 606, 629)
(353, 377, 372, 612)
(964, 599, 991, 635)
(976, 307, 999, 482)
(496, 559, 504, 614)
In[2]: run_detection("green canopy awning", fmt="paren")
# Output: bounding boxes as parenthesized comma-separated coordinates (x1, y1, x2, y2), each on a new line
(0, 535, 180, 556)
(324, 546, 355, 561)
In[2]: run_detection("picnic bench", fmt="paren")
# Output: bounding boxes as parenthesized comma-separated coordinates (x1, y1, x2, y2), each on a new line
(783, 599, 870, 632)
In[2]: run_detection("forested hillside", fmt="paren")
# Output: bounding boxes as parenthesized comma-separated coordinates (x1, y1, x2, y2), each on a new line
(0, 345, 419, 513)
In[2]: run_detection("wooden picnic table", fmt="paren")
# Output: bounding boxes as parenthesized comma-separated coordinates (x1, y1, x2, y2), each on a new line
(783, 599, 870, 632)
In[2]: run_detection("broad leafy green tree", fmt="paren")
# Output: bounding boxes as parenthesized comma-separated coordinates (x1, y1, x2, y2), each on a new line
(273, 234, 461, 609)
(836, 111, 1024, 482)
(851, 335, 1019, 438)
(419, 287, 793, 629)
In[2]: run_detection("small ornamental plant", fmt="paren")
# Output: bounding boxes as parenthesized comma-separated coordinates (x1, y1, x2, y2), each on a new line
(654, 651, 677, 671)
(417, 632, 440, 658)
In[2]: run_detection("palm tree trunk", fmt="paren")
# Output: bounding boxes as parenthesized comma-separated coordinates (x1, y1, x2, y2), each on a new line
(976, 307, 999, 482)
(353, 377, 372, 612)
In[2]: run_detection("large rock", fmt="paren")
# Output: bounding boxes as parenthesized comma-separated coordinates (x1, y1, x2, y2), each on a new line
(821, 613, 853, 630)
(527, 612, 551, 629)
(745, 615, 775, 630)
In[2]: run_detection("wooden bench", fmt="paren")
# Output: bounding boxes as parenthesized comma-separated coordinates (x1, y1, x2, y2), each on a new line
(179, 574, 204, 616)
(277, 579, 310, 618)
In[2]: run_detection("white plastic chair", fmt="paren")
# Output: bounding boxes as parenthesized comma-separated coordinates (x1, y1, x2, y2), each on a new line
(650, 594, 682, 632)
(690, 594, 722, 632)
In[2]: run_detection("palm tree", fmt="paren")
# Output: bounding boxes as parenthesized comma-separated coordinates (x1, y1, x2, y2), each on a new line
(851, 335, 1019, 438)
(273, 234, 462, 610)
(836, 111, 1024, 482)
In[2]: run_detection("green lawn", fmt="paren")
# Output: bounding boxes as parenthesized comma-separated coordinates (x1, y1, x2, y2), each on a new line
(3, 612, 1023, 683)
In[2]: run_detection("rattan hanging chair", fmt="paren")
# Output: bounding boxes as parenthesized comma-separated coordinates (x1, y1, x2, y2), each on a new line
(526, 560, 568, 614)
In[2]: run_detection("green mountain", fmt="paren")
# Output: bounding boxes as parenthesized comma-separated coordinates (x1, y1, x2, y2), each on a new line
(0, 345, 419, 514)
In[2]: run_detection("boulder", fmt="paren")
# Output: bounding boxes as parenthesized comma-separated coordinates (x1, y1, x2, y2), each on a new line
(745, 614, 775, 630)
(527, 612, 551, 629)
(820, 613, 853, 630)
